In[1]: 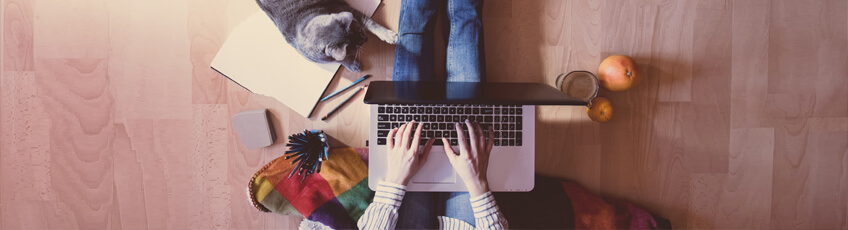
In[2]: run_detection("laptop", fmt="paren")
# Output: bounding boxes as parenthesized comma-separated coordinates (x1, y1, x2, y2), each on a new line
(363, 81, 586, 192)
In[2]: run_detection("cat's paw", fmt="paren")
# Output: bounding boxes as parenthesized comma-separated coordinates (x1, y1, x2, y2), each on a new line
(380, 30, 398, 45)
(343, 61, 363, 72)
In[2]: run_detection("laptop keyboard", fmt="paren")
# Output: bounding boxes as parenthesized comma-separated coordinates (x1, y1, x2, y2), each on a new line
(376, 104, 523, 146)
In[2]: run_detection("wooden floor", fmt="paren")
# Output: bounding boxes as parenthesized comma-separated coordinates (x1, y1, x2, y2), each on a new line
(2, 0, 847, 229)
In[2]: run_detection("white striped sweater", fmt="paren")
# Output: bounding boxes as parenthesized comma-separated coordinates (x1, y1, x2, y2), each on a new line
(356, 181, 509, 230)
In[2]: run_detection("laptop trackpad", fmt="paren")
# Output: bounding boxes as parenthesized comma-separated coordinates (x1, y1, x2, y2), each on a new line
(411, 150, 456, 183)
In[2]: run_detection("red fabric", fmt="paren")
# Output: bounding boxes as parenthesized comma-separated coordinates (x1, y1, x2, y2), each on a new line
(561, 181, 665, 230)
(561, 181, 616, 229)
(275, 170, 337, 216)
(605, 197, 659, 229)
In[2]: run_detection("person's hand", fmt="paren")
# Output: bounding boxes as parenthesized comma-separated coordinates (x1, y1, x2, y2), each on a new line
(385, 121, 436, 186)
(442, 120, 494, 197)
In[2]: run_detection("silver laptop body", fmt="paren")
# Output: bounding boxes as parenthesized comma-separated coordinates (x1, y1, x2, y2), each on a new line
(368, 104, 535, 192)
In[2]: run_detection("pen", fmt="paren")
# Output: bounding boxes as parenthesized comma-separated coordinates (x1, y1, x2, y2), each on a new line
(320, 75, 370, 102)
(321, 86, 365, 121)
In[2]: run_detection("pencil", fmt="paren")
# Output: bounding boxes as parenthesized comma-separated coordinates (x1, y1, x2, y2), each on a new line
(320, 75, 370, 102)
(321, 86, 365, 121)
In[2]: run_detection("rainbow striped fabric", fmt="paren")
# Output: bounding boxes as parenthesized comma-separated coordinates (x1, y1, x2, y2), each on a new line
(248, 148, 373, 229)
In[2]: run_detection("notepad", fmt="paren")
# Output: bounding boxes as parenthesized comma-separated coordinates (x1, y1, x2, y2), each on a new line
(211, 0, 380, 118)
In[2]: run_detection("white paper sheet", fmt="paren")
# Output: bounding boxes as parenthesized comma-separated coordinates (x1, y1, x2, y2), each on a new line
(212, 0, 380, 118)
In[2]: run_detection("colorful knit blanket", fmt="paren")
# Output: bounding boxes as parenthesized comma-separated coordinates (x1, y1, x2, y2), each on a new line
(248, 148, 372, 229)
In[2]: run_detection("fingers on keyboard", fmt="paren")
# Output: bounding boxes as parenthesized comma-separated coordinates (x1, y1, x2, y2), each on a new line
(377, 105, 524, 146)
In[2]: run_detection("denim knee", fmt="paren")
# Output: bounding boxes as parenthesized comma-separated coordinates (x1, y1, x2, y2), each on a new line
(447, 0, 483, 25)
(398, 0, 440, 35)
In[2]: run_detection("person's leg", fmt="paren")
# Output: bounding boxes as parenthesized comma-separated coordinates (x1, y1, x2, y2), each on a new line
(396, 192, 438, 228)
(393, 0, 442, 81)
(396, 192, 438, 229)
(445, 0, 485, 82)
(438, 192, 476, 226)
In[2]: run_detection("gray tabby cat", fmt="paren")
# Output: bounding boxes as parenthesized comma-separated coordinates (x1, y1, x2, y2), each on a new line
(256, 0, 398, 72)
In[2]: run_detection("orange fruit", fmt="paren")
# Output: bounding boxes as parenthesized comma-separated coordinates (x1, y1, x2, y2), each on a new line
(598, 55, 641, 91)
(587, 97, 613, 123)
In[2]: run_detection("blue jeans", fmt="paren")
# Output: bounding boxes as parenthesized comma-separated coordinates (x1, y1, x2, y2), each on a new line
(396, 192, 476, 229)
(392, 0, 486, 82)
(393, 0, 483, 228)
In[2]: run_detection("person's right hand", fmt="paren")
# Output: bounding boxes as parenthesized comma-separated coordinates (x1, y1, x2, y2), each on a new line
(441, 120, 494, 197)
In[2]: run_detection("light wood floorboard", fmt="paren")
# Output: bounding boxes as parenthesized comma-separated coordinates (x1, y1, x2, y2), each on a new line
(1, 0, 846, 229)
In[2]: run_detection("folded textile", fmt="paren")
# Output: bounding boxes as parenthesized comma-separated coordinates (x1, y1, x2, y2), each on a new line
(248, 148, 373, 229)
(495, 175, 672, 229)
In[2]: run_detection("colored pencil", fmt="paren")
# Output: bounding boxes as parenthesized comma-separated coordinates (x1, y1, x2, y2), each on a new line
(320, 75, 370, 102)
(321, 86, 365, 121)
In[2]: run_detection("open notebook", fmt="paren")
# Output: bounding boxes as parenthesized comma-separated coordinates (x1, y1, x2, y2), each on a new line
(212, 0, 380, 118)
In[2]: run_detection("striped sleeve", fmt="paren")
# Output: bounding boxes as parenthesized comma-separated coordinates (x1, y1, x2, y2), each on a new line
(357, 181, 407, 230)
(470, 191, 509, 230)
(437, 216, 475, 230)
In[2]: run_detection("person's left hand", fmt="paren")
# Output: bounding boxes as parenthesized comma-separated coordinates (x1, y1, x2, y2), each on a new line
(384, 121, 436, 185)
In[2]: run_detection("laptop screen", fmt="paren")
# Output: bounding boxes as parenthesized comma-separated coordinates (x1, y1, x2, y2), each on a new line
(363, 81, 587, 105)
